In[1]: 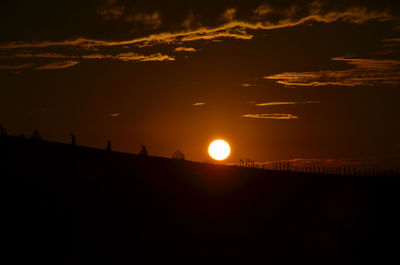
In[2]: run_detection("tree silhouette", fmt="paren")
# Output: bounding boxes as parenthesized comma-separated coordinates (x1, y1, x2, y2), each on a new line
(139, 144, 148, 156)
(31, 129, 42, 140)
(0, 123, 7, 136)
(70, 134, 76, 146)
(172, 150, 185, 160)
(107, 140, 111, 151)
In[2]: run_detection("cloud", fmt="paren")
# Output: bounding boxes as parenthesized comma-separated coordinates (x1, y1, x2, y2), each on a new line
(84, 52, 174, 62)
(222, 8, 237, 21)
(126, 12, 162, 29)
(35, 60, 79, 70)
(174, 47, 196, 52)
(265, 57, 400, 87)
(254, 4, 272, 17)
(241, 113, 299, 119)
(115, 52, 174, 62)
(192, 102, 206, 106)
(0, 4, 394, 50)
(0, 63, 33, 70)
(383, 38, 400, 47)
(14, 52, 72, 58)
(97, 5, 124, 20)
(182, 13, 198, 29)
(107, 113, 120, 118)
(255, 101, 320, 106)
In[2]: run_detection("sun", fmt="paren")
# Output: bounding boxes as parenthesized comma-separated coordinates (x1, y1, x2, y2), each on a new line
(208, 140, 231, 161)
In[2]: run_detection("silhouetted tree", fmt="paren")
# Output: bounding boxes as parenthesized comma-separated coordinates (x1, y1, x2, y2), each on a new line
(31, 129, 42, 140)
(139, 144, 148, 156)
(0, 123, 7, 135)
(107, 140, 111, 151)
(70, 134, 76, 146)
(172, 150, 185, 160)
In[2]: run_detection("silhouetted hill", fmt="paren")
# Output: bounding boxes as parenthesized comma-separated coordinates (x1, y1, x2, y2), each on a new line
(1, 135, 398, 265)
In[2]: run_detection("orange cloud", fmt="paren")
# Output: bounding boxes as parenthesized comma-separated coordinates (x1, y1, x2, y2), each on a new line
(82, 52, 174, 62)
(97, 6, 124, 20)
(383, 38, 400, 47)
(35, 60, 79, 70)
(126, 11, 162, 29)
(0, 63, 33, 70)
(107, 113, 120, 118)
(15, 52, 72, 58)
(254, 4, 272, 17)
(174, 47, 196, 52)
(114, 52, 174, 62)
(0, 5, 393, 50)
(222, 8, 237, 21)
(192, 102, 205, 106)
(265, 57, 400, 87)
(241, 113, 299, 119)
(255, 101, 320, 106)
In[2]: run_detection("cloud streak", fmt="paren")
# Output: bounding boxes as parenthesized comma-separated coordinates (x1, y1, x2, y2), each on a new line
(265, 57, 400, 87)
(256, 101, 320, 106)
(0, 4, 394, 50)
(35, 60, 79, 70)
(241, 113, 299, 119)
(11, 52, 174, 62)
(174, 47, 196, 52)
(0, 63, 33, 70)
(192, 102, 205, 106)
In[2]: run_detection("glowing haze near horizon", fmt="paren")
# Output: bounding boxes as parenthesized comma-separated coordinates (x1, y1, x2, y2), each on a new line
(0, 0, 399, 169)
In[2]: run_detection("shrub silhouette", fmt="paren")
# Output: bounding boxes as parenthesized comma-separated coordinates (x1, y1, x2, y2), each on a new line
(139, 144, 148, 156)
(172, 150, 185, 160)
(70, 134, 76, 146)
(0, 123, 7, 135)
(31, 129, 42, 140)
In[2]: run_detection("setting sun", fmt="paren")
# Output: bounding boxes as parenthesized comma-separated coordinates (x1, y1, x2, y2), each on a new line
(208, 140, 231, 161)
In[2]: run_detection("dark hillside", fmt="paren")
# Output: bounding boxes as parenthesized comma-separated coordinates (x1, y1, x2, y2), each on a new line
(1, 135, 398, 264)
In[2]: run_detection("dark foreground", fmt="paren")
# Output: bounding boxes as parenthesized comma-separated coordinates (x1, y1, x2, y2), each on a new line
(1, 135, 399, 264)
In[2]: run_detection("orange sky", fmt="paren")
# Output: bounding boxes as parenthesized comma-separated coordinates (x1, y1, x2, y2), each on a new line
(0, 0, 399, 169)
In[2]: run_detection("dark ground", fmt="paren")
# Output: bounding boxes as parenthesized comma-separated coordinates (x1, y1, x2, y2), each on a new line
(1, 135, 399, 264)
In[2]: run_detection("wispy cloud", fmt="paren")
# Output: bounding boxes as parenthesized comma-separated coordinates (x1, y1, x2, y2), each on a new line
(14, 52, 72, 59)
(254, 4, 272, 17)
(241, 113, 299, 119)
(265, 57, 400, 87)
(193, 102, 206, 106)
(10, 52, 174, 63)
(174, 47, 196, 52)
(255, 101, 320, 106)
(82, 52, 174, 62)
(97, 5, 124, 20)
(107, 113, 120, 118)
(222, 8, 237, 22)
(0, 5, 393, 50)
(114, 52, 174, 62)
(0, 63, 33, 70)
(126, 11, 162, 29)
(35, 60, 79, 70)
(383, 38, 400, 47)
(241, 83, 253, 87)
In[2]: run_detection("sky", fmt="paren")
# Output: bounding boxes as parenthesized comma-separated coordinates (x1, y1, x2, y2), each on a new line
(0, 0, 399, 169)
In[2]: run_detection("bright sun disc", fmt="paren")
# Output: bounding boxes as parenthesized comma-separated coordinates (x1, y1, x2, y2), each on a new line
(208, 140, 231, 161)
